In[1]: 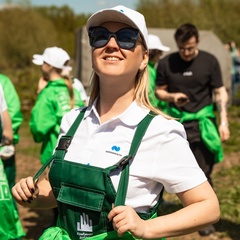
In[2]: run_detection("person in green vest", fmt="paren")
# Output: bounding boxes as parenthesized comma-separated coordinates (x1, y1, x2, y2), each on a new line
(0, 73, 23, 191)
(155, 23, 230, 236)
(12, 6, 220, 240)
(30, 46, 85, 226)
(30, 46, 85, 165)
(148, 34, 170, 113)
(0, 84, 13, 147)
(0, 85, 25, 239)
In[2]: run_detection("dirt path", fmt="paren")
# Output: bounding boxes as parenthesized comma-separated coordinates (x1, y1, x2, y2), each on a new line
(15, 141, 239, 240)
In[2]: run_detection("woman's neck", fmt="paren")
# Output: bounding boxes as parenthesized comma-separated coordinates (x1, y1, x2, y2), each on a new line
(97, 88, 134, 123)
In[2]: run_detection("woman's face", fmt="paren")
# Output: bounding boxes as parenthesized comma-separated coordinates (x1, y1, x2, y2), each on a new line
(41, 62, 52, 80)
(91, 22, 148, 84)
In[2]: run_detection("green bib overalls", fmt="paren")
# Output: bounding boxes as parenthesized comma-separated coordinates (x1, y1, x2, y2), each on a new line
(36, 108, 164, 240)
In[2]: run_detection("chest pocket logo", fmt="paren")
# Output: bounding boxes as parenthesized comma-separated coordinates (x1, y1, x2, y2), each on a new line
(111, 146, 120, 152)
(77, 212, 93, 232)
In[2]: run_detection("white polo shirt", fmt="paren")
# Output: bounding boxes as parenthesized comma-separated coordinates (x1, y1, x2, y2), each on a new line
(59, 100, 207, 212)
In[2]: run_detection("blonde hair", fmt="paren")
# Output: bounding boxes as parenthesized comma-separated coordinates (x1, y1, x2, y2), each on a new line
(57, 62, 74, 109)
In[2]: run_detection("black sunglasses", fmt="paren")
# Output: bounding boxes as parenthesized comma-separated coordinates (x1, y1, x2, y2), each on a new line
(88, 26, 139, 50)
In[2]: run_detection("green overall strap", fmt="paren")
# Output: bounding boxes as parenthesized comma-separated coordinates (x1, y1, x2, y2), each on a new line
(114, 112, 155, 206)
(33, 107, 87, 181)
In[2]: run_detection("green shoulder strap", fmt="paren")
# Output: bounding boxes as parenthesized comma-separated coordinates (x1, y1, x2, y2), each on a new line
(33, 107, 87, 181)
(114, 112, 155, 206)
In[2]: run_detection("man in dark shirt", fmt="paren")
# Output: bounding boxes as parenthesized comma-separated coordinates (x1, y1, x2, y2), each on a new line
(156, 23, 230, 236)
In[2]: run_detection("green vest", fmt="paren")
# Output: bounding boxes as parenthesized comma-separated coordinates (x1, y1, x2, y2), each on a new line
(169, 104, 223, 163)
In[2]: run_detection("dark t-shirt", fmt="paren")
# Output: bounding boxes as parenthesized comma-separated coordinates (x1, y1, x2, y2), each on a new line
(156, 50, 223, 113)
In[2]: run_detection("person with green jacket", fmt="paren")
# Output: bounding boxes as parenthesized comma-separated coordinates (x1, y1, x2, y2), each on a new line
(0, 73, 23, 190)
(30, 46, 85, 227)
(0, 84, 25, 240)
(30, 46, 85, 165)
(148, 34, 170, 113)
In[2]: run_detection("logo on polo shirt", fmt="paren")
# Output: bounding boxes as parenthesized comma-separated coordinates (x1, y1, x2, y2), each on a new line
(105, 145, 122, 156)
(111, 145, 120, 152)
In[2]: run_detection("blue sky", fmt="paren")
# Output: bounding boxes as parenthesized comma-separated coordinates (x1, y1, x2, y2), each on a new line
(0, 0, 139, 14)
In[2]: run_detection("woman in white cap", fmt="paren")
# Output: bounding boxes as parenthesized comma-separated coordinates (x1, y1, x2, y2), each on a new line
(30, 46, 86, 227)
(30, 46, 85, 166)
(12, 6, 219, 240)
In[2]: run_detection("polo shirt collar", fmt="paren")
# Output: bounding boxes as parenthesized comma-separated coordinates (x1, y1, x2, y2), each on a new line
(84, 98, 149, 126)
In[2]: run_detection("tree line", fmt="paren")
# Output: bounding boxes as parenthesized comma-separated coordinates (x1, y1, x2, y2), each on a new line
(0, 0, 239, 116)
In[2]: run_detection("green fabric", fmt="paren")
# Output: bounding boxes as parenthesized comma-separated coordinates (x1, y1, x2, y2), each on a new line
(38, 226, 71, 240)
(0, 74, 23, 144)
(30, 78, 85, 164)
(148, 63, 169, 113)
(0, 159, 25, 239)
(169, 104, 223, 163)
(39, 227, 165, 240)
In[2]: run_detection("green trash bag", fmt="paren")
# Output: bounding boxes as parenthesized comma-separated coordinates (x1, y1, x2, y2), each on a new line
(0, 158, 25, 239)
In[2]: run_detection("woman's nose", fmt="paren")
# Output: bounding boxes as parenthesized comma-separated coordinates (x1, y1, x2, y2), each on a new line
(105, 36, 119, 50)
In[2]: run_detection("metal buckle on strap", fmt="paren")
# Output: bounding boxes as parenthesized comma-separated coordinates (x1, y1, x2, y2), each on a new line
(55, 136, 72, 150)
(116, 155, 132, 169)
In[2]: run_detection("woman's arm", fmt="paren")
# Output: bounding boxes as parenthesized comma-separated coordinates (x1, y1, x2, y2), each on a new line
(2, 109, 13, 144)
(108, 181, 220, 238)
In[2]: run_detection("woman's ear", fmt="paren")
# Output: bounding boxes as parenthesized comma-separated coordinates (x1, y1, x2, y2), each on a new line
(139, 51, 149, 70)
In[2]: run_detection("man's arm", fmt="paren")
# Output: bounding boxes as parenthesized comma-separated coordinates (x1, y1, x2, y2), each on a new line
(213, 86, 230, 141)
(155, 85, 189, 107)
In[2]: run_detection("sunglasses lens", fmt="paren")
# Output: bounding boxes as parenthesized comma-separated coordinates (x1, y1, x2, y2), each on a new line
(116, 28, 138, 49)
(89, 28, 109, 48)
(89, 27, 139, 49)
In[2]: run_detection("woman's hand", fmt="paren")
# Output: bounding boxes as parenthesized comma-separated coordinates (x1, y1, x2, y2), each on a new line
(108, 205, 147, 238)
(12, 177, 39, 206)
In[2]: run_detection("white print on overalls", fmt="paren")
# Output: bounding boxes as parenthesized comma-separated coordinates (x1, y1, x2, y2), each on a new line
(77, 212, 93, 232)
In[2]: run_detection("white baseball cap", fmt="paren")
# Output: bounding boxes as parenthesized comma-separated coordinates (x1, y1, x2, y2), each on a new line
(32, 46, 70, 69)
(86, 5, 149, 50)
(148, 34, 170, 52)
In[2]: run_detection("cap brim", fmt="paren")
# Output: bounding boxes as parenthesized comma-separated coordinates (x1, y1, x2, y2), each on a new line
(158, 46, 170, 52)
(32, 54, 44, 65)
